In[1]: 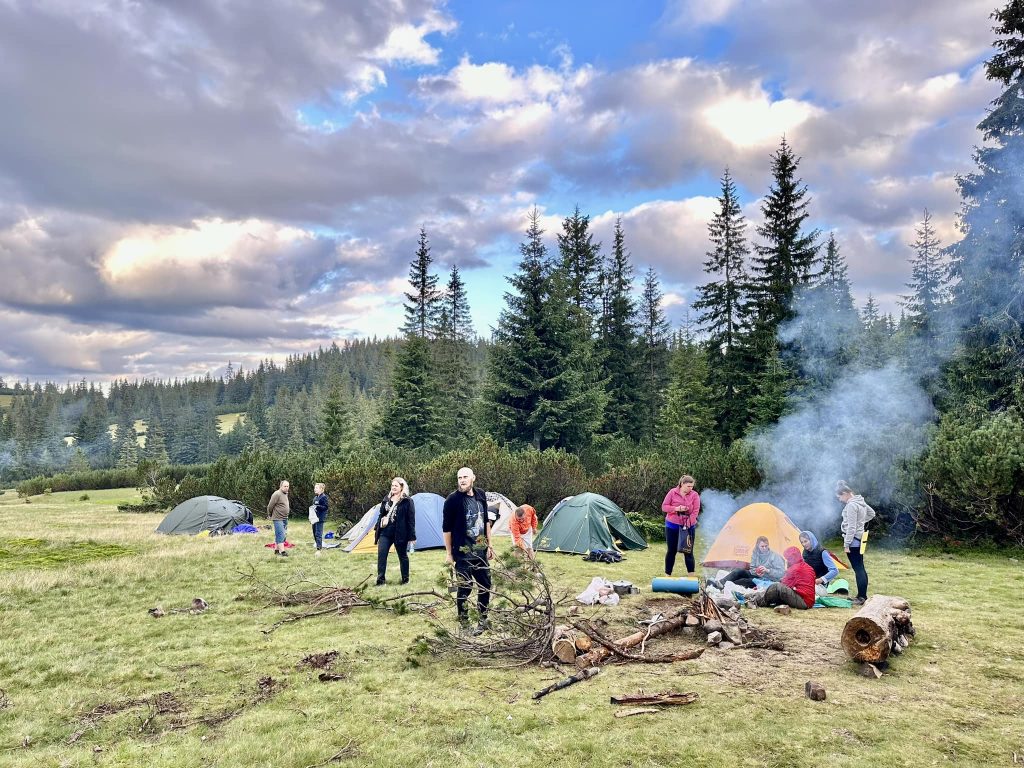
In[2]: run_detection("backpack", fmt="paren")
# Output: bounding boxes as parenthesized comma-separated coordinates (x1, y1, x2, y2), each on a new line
(583, 549, 623, 563)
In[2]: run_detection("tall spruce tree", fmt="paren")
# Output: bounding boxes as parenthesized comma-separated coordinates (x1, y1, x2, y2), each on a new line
(557, 205, 603, 320)
(658, 338, 716, 447)
(319, 382, 354, 458)
(636, 267, 671, 443)
(598, 218, 643, 439)
(946, 1, 1024, 409)
(402, 227, 441, 339)
(694, 168, 755, 440)
(434, 265, 477, 446)
(143, 416, 170, 465)
(901, 209, 948, 341)
(484, 208, 603, 450)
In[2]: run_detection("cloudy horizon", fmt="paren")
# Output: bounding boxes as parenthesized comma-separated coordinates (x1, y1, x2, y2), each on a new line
(0, 0, 1001, 383)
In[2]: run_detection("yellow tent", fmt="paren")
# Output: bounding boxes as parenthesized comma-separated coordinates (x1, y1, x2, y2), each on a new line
(702, 502, 802, 569)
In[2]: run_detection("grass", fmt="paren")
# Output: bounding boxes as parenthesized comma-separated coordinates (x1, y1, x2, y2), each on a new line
(0, 394, 12, 410)
(0, 490, 1022, 767)
(216, 412, 245, 434)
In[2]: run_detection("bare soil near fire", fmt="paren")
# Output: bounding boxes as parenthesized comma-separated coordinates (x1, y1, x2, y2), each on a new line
(1, 488, 1022, 767)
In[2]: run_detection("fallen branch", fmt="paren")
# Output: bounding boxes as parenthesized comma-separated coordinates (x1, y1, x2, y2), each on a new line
(532, 666, 599, 700)
(304, 739, 357, 767)
(614, 707, 661, 718)
(574, 607, 702, 667)
(610, 691, 699, 707)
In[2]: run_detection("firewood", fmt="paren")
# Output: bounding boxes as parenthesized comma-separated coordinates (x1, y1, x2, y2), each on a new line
(552, 637, 578, 664)
(576, 608, 691, 667)
(532, 666, 599, 700)
(610, 692, 698, 706)
(614, 707, 660, 718)
(574, 634, 592, 652)
(841, 595, 915, 664)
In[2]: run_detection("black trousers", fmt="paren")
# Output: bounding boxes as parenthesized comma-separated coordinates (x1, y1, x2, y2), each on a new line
(721, 568, 757, 589)
(847, 546, 868, 600)
(377, 533, 409, 583)
(454, 553, 491, 621)
(665, 525, 695, 575)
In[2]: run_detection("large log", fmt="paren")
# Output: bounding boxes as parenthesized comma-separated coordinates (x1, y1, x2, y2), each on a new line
(576, 608, 695, 667)
(840, 595, 915, 664)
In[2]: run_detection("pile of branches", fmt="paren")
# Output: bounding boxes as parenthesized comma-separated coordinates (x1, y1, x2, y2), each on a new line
(415, 551, 565, 667)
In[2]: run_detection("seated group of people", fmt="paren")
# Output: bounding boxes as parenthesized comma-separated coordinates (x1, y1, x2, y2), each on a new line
(709, 530, 840, 610)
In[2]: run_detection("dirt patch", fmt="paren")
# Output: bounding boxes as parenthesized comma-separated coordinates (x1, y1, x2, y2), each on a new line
(300, 651, 339, 670)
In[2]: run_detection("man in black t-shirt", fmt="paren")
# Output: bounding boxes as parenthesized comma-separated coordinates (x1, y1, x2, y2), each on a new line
(442, 466, 493, 633)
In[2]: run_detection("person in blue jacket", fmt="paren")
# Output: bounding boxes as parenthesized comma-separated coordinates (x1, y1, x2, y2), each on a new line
(799, 530, 839, 593)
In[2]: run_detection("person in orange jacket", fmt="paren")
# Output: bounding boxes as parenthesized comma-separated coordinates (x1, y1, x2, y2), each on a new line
(509, 504, 539, 559)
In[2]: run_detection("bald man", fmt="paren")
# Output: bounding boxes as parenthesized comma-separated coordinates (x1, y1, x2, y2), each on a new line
(442, 466, 493, 634)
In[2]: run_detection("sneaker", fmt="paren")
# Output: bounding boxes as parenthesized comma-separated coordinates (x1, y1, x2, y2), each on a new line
(315, 549, 322, 558)
(852, 597, 866, 606)
(400, 578, 409, 585)
(375, 578, 385, 586)
(708, 579, 723, 590)
(279, 551, 288, 558)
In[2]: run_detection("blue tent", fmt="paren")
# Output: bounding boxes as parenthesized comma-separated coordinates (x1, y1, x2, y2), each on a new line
(345, 492, 446, 552)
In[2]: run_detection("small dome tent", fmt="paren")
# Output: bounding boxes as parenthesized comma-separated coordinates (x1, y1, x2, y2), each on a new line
(486, 491, 518, 537)
(345, 492, 446, 553)
(535, 492, 647, 555)
(701, 502, 803, 569)
(156, 496, 253, 535)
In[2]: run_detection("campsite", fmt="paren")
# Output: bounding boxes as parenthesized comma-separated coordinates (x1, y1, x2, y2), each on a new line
(1, 487, 1022, 768)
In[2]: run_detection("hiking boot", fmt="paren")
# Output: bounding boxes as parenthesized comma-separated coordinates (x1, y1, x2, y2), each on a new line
(400, 577, 409, 585)
(279, 551, 288, 558)
(375, 578, 385, 586)
(708, 579, 723, 590)
(472, 618, 490, 636)
(852, 597, 866, 606)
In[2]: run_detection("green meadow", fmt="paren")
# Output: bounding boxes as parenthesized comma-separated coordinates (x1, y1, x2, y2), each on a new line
(0, 489, 1021, 767)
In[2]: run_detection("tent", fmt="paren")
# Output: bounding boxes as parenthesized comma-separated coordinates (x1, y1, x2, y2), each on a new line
(346, 492, 446, 553)
(535, 492, 648, 555)
(486, 492, 517, 537)
(542, 496, 573, 528)
(341, 504, 380, 542)
(701, 502, 802, 569)
(156, 496, 253, 535)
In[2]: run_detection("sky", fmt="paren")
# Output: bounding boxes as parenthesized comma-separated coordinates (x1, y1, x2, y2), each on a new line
(0, 0, 1002, 383)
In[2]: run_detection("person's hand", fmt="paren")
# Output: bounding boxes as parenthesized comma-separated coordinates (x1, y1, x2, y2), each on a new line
(844, 546, 850, 554)
(675, 505, 684, 513)
(444, 551, 454, 565)
(486, 545, 495, 561)
(755, 566, 766, 576)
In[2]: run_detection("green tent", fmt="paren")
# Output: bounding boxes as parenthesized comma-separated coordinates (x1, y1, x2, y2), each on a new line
(535, 492, 647, 555)
(156, 496, 253, 535)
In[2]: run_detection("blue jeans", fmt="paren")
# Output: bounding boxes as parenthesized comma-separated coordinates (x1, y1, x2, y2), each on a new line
(273, 519, 288, 545)
(312, 510, 327, 550)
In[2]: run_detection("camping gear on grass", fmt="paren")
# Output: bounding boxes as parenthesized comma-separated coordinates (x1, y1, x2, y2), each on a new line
(231, 524, 259, 534)
(651, 577, 700, 595)
(702, 502, 802, 569)
(611, 580, 639, 596)
(577, 577, 620, 605)
(156, 496, 253, 535)
(536, 493, 647, 555)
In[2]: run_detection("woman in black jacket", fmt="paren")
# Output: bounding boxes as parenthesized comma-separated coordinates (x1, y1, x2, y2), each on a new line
(375, 477, 416, 585)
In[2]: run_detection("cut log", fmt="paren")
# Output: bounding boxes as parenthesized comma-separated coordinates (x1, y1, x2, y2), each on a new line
(552, 626, 584, 663)
(532, 667, 599, 700)
(576, 608, 694, 667)
(610, 691, 698, 707)
(840, 595, 915, 664)
(574, 634, 592, 652)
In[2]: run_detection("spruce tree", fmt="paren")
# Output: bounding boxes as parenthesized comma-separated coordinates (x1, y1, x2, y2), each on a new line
(557, 205, 603, 320)
(319, 383, 354, 458)
(484, 208, 603, 450)
(402, 227, 441, 339)
(750, 138, 820, 336)
(694, 168, 755, 440)
(636, 267, 671, 443)
(658, 340, 716, 447)
(598, 218, 643, 439)
(114, 410, 139, 469)
(144, 416, 170, 465)
(246, 381, 269, 440)
(901, 209, 948, 340)
(434, 265, 477, 446)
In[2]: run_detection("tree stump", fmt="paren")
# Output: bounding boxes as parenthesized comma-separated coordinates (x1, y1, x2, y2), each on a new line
(840, 595, 915, 664)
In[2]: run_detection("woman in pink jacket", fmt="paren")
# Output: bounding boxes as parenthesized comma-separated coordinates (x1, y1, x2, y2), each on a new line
(661, 474, 700, 576)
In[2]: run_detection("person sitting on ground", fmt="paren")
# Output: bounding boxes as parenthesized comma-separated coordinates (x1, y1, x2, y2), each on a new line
(711, 535, 786, 589)
(799, 529, 839, 594)
(747, 546, 815, 609)
(509, 504, 539, 559)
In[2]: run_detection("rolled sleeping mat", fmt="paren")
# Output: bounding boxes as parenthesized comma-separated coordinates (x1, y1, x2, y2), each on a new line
(651, 577, 699, 594)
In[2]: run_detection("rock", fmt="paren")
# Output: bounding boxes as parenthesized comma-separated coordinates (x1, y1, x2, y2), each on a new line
(859, 663, 883, 679)
(191, 597, 208, 612)
(805, 681, 826, 701)
(703, 619, 723, 635)
(718, 641, 735, 651)
(706, 631, 722, 645)
(774, 605, 792, 616)
(148, 607, 165, 618)
(684, 613, 701, 627)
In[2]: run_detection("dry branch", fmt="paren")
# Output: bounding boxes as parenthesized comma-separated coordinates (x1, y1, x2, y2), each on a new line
(532, 666, 599, 699)
(609, 692, 699, 706)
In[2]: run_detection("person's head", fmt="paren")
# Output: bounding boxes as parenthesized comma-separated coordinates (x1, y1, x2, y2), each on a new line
(515, 506, 526, 520)
(678, 474, 695, 493)
(390, 477, 410, 498)
(783, 546, 803, 566)
(314, 482, 325, 495)
(457, 467, 475, 493)
(799, 530, 818, 550)
(755, 535, 770, 552)
(835, 480, 854, 504)
(279, 480, 290, 494)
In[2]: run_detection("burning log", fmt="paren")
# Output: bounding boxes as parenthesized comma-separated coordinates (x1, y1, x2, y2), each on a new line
(841, 595, 915, 664)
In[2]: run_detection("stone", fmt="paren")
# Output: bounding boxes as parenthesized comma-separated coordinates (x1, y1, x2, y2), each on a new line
(706, 631, 722, 645)
(774, 605, 792, 616)
(718, 641, 735, 651)
(805, 681, 826, 701)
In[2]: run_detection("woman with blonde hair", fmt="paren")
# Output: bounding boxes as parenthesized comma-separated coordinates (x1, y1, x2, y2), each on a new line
(660, 474, 701, 576)
(374, 477, 416, 585)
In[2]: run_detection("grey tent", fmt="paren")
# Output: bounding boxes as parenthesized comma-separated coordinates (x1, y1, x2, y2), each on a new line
(156, 495, 253, 535)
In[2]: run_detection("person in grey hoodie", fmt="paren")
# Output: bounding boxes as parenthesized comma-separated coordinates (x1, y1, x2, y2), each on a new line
(712, 536, 786, 589)
(836, 480, 876, 605)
